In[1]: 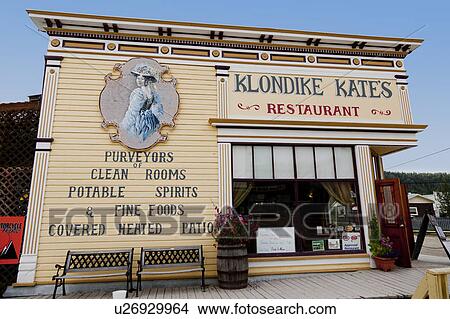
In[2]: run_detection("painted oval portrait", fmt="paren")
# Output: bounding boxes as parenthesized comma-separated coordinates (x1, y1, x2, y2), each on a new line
(100, 58, 179, 150)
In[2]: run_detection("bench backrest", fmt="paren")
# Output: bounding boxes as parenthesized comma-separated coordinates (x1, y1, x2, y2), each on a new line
(140, 246, 203, 269)
(64, 249, 134, 273)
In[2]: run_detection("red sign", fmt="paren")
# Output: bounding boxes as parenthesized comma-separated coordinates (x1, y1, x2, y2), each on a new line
(0, 216, 25, 264)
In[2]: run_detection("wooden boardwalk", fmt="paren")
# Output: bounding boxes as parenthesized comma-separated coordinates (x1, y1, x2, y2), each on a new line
(23, 260, 450, 299)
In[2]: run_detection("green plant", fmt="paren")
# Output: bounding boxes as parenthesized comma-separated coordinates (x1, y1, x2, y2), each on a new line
(369, 236, 395, 258)
(212, 206, 250, 246)
(369, 215, 380, 241)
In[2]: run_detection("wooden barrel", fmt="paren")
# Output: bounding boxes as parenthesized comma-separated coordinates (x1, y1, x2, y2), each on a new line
(217, 244, 248, 289)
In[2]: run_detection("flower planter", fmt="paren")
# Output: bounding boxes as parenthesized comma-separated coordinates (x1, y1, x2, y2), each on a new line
(216, 244, 248, 289)
(373, 256, 396, 272)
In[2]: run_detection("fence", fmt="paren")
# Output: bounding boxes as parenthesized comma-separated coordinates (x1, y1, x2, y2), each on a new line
(0, 99, 39, 296)
(412, 216, 450, 231)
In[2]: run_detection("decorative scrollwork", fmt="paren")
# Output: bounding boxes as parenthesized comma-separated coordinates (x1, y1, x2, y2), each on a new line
(371, 109, 392, 116)
(237, 103, 260, 111)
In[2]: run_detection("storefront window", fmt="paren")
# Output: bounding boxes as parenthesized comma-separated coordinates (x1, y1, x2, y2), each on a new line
(273, 146, 295, 179)
(295, 147, 315, 179)
(293, 181, 360, 253)
(253, 146, 273, 179)
(334, 147, 355, 179)
(232, 145, 253, 179)
(314, 147, 335, 179)
(232, 145, 364, 256)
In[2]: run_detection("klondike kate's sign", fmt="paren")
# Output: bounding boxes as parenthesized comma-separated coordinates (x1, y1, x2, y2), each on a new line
(228, 72, 402, 123)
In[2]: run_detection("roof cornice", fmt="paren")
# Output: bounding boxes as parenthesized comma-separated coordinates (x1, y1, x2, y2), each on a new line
(27, 9, 423, 58)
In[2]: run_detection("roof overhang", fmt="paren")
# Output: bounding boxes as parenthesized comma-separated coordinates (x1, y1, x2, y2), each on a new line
(408, 194, 435, 203)
(27, 9, 423, 58)
(209, 119, 426, 155)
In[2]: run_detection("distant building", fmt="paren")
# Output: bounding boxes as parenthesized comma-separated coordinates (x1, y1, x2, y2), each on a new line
(408, 193, 441, 217)
(0, 94, 41, 111)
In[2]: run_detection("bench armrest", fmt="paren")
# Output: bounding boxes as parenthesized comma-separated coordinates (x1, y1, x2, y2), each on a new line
(52, 264, 65, 280)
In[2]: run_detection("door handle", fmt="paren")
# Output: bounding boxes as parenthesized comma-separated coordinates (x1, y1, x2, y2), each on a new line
(400, 224, 405, 228)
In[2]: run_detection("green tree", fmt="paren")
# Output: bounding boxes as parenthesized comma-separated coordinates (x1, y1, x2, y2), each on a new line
(384, 171, 450, 194)
(436, 183, 450, 217)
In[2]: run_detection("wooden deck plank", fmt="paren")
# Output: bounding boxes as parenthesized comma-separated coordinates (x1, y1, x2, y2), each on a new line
(178, 286, 188, 299)
(215, 287, 235, 299)
(204, 286, 217, 299)
(227, 286, 248, 299)
(156, 288, 165, 299)
(304, 275, 347, 298)
(269, 279, 303, 298)
(247, 282, 276, 299)
(188, 286, 198, 299)
(239, 284, 266, 299)
(82, 291, 98, 299)
(255, 281, 286, 299)
(191, 286, 201, 299)
(353, 277, 395, 297)
(309, 274, 356, 298)
(164, 287, 172, 299)
(366, 271, 418, 294)
(171, 286, 181, 299)
(280, 279, 309, 299)
(366, 272, 415, 293)
(327, 273, 369, 298)
(217, 287, 234, 298)
(146, 287, 158, 299)
(100, 291, 111, 299)
(331, 273, 388, 298)
(304, 276, 345, 298)
(287, 277, 327, 298)
(369, 275, 414, 296)
(21, 260, 450, 299)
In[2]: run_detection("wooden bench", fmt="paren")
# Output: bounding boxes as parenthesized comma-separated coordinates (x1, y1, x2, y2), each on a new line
(136, 246, 205, 296)
(52, 249, 134, 299)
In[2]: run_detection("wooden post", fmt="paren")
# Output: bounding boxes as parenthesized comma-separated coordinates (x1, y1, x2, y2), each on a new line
(427, 268, 450, 299)
(412, 267, 450, 299)
(412, 276, 429, 299)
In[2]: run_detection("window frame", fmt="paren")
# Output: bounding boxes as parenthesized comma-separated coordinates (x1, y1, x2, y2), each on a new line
(232, 144, 356, 182)
(409, 206, 419, 216)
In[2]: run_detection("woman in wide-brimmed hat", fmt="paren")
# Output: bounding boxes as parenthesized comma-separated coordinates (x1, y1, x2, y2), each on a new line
(121, 64, 164, 141)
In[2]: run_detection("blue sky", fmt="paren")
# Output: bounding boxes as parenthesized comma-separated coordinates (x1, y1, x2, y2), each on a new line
(1, 0, 449, 173)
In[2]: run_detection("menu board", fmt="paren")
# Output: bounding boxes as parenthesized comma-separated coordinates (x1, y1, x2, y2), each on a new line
(256, 227, 295, 254)
(413, 214, 450, 260)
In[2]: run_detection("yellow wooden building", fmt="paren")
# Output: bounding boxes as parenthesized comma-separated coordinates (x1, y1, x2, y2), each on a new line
(12, 9, 426, 293)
